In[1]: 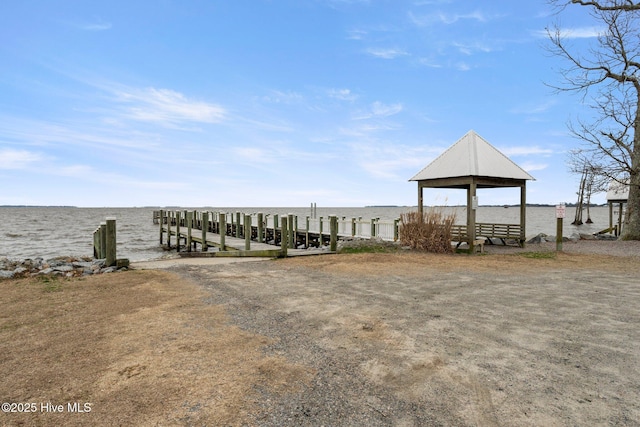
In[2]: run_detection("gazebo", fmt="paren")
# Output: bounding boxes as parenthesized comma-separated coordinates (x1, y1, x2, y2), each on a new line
(606, 180, 628, 236)
(409, 130, 535, 250)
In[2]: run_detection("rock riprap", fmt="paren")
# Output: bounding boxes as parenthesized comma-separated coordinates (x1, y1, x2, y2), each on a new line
(0, 256, 128, 279)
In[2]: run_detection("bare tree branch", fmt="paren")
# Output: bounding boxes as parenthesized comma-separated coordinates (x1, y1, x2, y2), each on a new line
(547, 0, 640, 238)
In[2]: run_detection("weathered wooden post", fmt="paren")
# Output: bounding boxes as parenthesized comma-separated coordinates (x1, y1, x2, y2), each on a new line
(391, 218, 398, 241)
(93, 228, 101, 258)
(202, 211, 209, 251)
(159, 209, 164, 245)
(244, 214, 251, 250)
(370, 218, 376, 238)
(99, 222, 107, 258)
(280, 216, 288, 257)
(167, 212, 172, 248)
(258, 213, 264, 243)
(618, 202, 623, 236)
(175, 211, 181, 252)
(305, 216, 310, 248)
(236, 212, 241, 237)
(318, 216, 323, 245)
(330, 215, 338, 252)
(556, 204, 565, 252)
(186, 211, 193, 252)
(219, 213, 226, 251)
(288, 214, 295, 249)
(105, 217, 117, 267)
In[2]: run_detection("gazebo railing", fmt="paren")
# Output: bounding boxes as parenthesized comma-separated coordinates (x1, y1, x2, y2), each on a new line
(452, 223, 523, 243)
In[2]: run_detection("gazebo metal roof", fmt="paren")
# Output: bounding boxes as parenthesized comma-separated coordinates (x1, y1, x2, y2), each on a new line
(409, 130, 535, 187)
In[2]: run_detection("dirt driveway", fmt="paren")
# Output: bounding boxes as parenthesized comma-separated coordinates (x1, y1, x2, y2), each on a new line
(173, 251, 640, 426)
(2, 249, 639, 426)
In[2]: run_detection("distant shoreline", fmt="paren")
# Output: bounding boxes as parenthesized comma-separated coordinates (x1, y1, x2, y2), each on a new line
(1, 203, 611, 209)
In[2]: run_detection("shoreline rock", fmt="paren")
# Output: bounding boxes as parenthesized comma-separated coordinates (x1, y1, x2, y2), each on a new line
(0, 256, 129, 280)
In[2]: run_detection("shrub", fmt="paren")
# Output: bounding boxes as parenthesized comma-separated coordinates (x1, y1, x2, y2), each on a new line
(400, 209, 456, 253)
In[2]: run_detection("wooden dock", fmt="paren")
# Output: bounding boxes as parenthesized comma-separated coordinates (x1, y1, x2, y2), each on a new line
(154, 210, 400, 257)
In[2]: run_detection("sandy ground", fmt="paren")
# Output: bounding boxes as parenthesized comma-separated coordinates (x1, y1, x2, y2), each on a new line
(2, 242, 640, 426)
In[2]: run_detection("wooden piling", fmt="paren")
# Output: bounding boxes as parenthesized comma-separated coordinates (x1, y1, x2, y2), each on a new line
(288, 214, 295, 249)
(167, 212, 172, 247)
(100, 222, 107, 259)
(186, 211, 193, 252)
(258, 213, 264, 243)
(244, 215, 251, 250)
(219, 213, 226, 251)
(330, 215, 338, 252)
(159, 209, 164, 245)
(202, 211, 209, 251)
(175, 211, 181, 252)
(93, 228, 101, 258)
(281, 216, 288, 257)
(105, 217, 117, 267)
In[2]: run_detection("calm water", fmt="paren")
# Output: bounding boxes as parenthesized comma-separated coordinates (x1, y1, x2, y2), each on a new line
(0, 206, 616, 261)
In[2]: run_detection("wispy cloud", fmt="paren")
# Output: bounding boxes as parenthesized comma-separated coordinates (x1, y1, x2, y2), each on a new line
(233, 147, 277, 164)
(535, 26, 604, 39)
(65, 18, 112, 31)
(339, 123, 400, 137)
(365, 47, 409, 59)
(0, 148, 43, 170)
(260, 90, 304, 104)
(347, 29, 368, 40)
(353, 101, 404, 120)
(409, 10, 496, 27)
(452, 41, 496, 55)
(416, 57, 443, 68)
(328, 88, 358, 102)
(57, 164, 94, 177)
(371, 101, 403, 117)
(520, 161, 549, 172)
(113, 87, 226, 126)
(81, 22, 112, 31)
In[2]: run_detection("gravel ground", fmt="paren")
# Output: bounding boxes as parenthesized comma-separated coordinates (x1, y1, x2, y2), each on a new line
(166, 240, 640, 426)
(483, 238, 640, 256)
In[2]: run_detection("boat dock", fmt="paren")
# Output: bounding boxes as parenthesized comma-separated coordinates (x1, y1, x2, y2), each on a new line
(154, 210, 400, 257)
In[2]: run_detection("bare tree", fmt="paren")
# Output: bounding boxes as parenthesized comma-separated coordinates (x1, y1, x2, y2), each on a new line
(547, 0, 640, 239)
(568, 150, 609, 224)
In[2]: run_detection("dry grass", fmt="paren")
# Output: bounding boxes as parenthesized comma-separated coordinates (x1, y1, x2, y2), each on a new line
(0, 271, 312, 426)
(399, 209, 457, 253)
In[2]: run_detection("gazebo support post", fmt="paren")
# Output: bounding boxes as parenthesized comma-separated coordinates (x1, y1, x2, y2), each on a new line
(418, 183, 424, 221)
(618, 202, 624, 236)
(609, 202, 613, 233)
(467, 178, 477, 252)
(520, 183, 526, 247)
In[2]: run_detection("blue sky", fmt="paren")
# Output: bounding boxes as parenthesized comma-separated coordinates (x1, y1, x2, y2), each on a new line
(0, 0, 606, 207)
